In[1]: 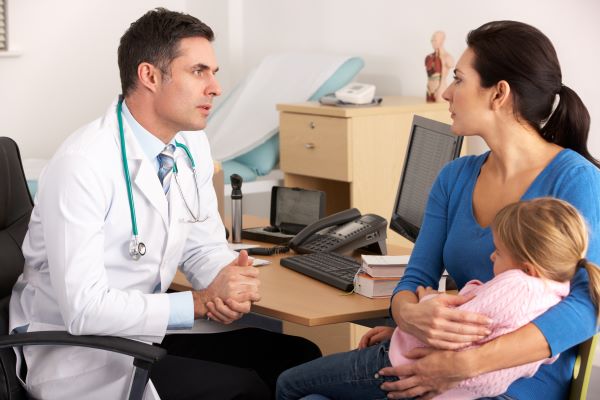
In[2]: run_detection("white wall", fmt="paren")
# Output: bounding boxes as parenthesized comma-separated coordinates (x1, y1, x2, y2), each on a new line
(190, 0, 600, 156)
(0, 0, 185, 158)
(1, 0, 599, 158)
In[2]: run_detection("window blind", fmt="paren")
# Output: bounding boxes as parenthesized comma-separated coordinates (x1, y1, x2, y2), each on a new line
(0, 0, 6, 51)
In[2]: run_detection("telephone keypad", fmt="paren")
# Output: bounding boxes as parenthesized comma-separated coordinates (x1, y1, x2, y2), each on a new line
(304, 236, 342, 252)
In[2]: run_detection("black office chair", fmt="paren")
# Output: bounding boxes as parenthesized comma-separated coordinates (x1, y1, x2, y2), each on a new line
(0, 137, 166, 400)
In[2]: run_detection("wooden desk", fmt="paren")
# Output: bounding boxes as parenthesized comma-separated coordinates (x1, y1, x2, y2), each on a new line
(172, 247, 408, 326)
(170, 216, 411, 353)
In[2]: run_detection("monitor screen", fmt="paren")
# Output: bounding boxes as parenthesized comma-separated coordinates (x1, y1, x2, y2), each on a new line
(272, 186, 325, 229)
(390, 115, 463, 242)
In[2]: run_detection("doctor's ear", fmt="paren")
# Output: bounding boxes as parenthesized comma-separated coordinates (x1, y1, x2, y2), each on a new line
(136, 62, 163, 93)
(490, 80, 511, 111)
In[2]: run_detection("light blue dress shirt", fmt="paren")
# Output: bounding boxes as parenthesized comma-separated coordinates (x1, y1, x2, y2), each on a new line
(122, 101, 194, 330)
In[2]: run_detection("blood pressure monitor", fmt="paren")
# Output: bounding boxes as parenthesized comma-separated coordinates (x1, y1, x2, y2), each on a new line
(334, 82, 376, 104)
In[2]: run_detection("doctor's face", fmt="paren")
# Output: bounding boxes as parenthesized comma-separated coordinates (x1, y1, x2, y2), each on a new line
(154, 37, 222, 133)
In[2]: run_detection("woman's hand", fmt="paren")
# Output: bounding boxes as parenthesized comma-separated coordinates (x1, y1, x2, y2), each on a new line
(378, 347, 473, 399)
(392, 291, 492, 350)
(357, 326, 395, 349)
(416, 285, 439, 300)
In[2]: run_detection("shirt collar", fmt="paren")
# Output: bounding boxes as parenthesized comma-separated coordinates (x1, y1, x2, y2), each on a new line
(122, 100, 175, 162)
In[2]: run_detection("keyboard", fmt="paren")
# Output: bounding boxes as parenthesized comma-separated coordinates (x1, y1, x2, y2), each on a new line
(280, 252, 361, 292)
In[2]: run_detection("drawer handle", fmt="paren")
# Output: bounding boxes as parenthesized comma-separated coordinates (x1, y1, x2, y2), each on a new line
(304, 143, 315, 149)
(309, 121, 316, 129)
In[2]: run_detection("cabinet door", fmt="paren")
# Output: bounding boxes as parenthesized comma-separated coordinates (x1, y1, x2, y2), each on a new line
(280, 113, 352, 182)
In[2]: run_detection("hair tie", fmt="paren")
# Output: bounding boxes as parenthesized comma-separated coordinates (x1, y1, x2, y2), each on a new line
(558, 84, 566, 94)
(577, 258, 587, 269)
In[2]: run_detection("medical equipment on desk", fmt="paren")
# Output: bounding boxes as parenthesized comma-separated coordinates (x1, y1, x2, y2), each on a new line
(230, 174, 243, 243)
(334, 82, 376, 104)
(117, 97, 206, 260)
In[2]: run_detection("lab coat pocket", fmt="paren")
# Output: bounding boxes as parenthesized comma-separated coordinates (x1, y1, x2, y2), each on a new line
(24, 344, 135, 400)
(24, 344, 110, 385)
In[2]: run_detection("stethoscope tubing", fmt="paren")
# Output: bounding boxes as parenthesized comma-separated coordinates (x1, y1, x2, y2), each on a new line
(117, 97, 140, 237)
(117, 97, 203, 259)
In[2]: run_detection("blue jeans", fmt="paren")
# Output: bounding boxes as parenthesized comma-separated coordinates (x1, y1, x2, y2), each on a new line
(276, 340, 401, 400)
(276, 340, 516, 400)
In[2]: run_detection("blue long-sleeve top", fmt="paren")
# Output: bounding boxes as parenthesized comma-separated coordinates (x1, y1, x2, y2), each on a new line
(394, 149, 600, 400)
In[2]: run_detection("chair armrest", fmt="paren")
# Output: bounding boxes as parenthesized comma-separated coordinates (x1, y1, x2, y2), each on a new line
(569, 333, 599, 400)
(0, 331, 166, 365)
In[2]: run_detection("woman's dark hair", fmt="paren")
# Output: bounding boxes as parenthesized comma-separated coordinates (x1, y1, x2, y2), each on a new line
(118, 8, 214, 97)
(467, 21, 599, 168)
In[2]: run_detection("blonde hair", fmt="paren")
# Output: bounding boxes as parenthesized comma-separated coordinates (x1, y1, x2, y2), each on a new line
(492, 198, 600, 317)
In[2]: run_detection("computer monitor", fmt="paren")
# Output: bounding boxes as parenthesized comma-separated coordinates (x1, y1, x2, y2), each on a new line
(390, 115, 463, 242)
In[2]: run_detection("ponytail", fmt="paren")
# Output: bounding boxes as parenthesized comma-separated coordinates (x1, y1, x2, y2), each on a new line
(580, 259, 600, 320)
(541, 85, 600, 169)
(467, 21, 599, 169)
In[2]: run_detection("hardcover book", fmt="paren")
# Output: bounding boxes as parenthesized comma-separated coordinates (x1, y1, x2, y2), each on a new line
(360, 255, 409, 278)
(354, 273, 400, 298)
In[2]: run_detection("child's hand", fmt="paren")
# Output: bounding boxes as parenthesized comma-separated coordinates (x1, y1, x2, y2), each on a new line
(358, 326, 395, 349)
(416, 286, 439, 301)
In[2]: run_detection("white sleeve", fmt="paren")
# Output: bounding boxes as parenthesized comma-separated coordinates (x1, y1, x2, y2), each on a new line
(177, 134, 237, 289)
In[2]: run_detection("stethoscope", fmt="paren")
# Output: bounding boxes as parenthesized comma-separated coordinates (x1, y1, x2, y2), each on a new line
(117, 97, 206, 260)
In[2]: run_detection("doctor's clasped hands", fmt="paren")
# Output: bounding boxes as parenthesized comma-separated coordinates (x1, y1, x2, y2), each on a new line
(192, 250, 261, 324)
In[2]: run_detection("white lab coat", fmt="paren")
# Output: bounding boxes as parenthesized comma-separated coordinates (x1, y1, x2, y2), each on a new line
(9, 98, 237, 399)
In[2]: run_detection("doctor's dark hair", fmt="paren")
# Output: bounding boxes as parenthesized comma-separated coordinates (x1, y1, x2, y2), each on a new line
(118, 8, 214, 97)
(467, 21, 599, 169)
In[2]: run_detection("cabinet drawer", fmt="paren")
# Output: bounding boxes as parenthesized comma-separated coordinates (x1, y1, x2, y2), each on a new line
(279, 113, 351, 181)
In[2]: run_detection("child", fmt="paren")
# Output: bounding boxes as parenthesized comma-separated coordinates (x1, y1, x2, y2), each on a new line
(276, 198, 600, 400)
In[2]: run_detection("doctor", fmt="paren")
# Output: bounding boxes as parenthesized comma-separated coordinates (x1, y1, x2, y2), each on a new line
(9, 8, 320, 400)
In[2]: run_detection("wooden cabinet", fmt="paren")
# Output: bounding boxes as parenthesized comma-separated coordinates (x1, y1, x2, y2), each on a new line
(278, 96, 454, 248)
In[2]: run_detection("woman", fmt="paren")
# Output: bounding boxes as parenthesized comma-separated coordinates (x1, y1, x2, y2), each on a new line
(277, 20, 600, 400)
(381, 20, 600, 400)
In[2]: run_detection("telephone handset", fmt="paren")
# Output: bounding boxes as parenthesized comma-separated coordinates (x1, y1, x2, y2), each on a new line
(289, 208, 388, 255)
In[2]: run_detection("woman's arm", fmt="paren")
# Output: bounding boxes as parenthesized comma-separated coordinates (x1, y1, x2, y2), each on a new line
(391, 160, 493, 348)
(532, 167, 600, 355)
(392, 291, 492, 350)
(379, 323, 548, 399)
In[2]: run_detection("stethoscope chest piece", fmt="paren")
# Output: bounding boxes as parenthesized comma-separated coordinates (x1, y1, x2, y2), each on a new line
(129, 236, 146, 260)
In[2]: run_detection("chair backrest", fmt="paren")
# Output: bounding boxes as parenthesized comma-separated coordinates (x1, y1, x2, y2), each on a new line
(0, 137, 32, 298)
(0, 137, 33, 399)
(569, 333, 599, 400)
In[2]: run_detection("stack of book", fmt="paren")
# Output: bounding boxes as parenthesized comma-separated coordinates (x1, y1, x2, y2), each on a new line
(354, 255, 410, 298)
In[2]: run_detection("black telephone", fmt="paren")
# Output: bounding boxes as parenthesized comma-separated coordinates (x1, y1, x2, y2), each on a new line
(289, 208, 388, 255)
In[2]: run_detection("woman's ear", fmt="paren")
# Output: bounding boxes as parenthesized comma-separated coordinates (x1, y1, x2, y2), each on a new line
(490, 80, 511, 111)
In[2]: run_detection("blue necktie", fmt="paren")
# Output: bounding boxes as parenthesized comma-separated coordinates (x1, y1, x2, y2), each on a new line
(157, 144, 175, 193)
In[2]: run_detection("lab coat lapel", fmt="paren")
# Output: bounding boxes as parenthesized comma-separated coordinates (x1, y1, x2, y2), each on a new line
(132, 153, 169, 229)
(167, 149, 200, 226)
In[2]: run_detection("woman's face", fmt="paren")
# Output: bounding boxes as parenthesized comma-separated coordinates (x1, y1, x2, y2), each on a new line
(442, 48, 495, 136)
